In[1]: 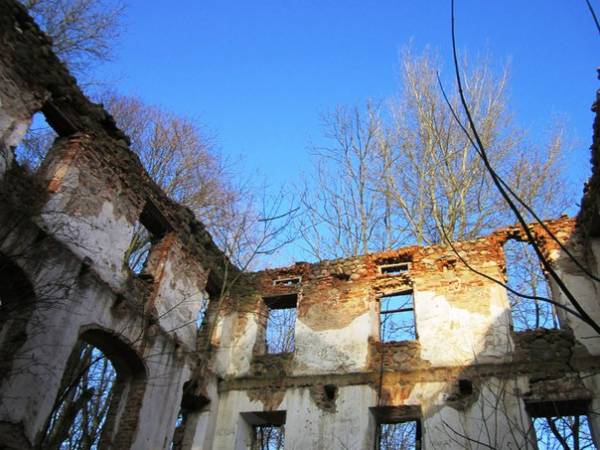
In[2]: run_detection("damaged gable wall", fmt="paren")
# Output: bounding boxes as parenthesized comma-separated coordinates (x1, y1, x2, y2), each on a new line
(2, 2, 600, 449)
(212, 217, 600, 449)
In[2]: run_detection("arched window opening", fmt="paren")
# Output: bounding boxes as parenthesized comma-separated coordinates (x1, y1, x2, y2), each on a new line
(504, 239, 557, 331)
(41, 330, 145, 450)
(42, 341, 116, 449)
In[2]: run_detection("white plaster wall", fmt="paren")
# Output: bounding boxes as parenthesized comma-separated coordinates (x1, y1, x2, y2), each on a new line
(286, 385, 376, 450)
(293, 313, 370, 374)
(0, 254, 193, 449)
(39, 191, 133, 290)
(0, 255, 82, 440)
(580, 371, 600, 447)
(0, 111, 28, 176)
(132, 357, 190, 450)
(212, 312, 257, 377)
(207, 378, 539, 450)
(212, 385, 376, 450)
(0, 75, 36, 179)
(154, 256, 207, 350)
(422, 377, 533, 450)
(416, 285, 513, 366)
(187, 377, 221, 450)
(553, 266, 600, 355)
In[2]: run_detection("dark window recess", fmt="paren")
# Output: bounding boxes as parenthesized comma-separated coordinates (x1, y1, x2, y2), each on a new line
(125, 201, 170, 275)
(380, 291, 416, 342)
(273, 276, 301, 287)
(264, 294, 297, 353)
(527, 400, 594, 449)
(458, 379, 473, 396)
(379, 262, 411, 275)
(324, 384, 337, 401)
(241, 411, 286, 450)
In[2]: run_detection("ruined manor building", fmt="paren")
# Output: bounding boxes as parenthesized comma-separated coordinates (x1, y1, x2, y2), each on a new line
(2, 2, 600, 449)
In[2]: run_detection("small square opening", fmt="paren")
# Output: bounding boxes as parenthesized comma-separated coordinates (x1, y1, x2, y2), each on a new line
(273, 276, 301, 287)
(379, 262, 411, 275)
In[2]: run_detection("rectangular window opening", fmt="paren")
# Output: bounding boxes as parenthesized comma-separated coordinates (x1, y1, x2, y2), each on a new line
(195, 291, 210, 330)
(264, 294, 297, 354)
(273, 276, 301, 287)
(378, 421, 421, 450)
(380, 291, 416, 342)
(241, 411, 286, 450)
(528, 400, 593, 449)
(372, 407, 422, 450)
(126, 201, 170, 275)
(504, 239, 557, 331)
(379, 262, 411, 275)
(253, 425, 284, 450)
(15, 111, 57, 170)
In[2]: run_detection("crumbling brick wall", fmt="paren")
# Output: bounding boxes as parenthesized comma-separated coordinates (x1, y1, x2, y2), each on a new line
(2, 1, 600, 449)
(0, 2, 233, 448)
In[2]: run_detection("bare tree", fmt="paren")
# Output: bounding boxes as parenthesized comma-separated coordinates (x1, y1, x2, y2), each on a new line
(298, 103, 407, 260)
(299, 49, 570, 260)
(101, 93, 240, 236)
(20, 0, 125, 75)
(385, 49, 568, 245)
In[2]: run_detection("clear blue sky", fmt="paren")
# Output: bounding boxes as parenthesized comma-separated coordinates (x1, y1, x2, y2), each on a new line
(96, 0, 597, 189)
(93, 0, 597, 265)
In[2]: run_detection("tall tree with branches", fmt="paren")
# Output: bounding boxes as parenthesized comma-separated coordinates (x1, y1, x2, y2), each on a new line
(298, 49, 569, 260)
(20, 0, 125, 75)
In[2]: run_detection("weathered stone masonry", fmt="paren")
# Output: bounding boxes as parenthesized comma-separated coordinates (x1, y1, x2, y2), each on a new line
(2, 2, 600, 449)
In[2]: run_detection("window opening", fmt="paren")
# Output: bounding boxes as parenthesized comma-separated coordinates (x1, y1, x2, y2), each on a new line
(125, 201, 169, 274)
(532, 415, 594, 449)
(378, 420, 421, 450)
(528, 401, 594, 450)
(264, 294, 297, 353)
(15, 112, 56, 170)
(379, 262, 411, 275)
(253, 424, 285, 450)
(126, 221, 152, 274)
(242, 411, 286, 450)
(458, 379, 473, 396)
(170, 408, 188, 450)
(273, 276, 301, 287)
(504, 239, 557, 331)
(380, 292, 416, 342)
(41, 340, 117, 449)
(196, 291, 209, 330)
